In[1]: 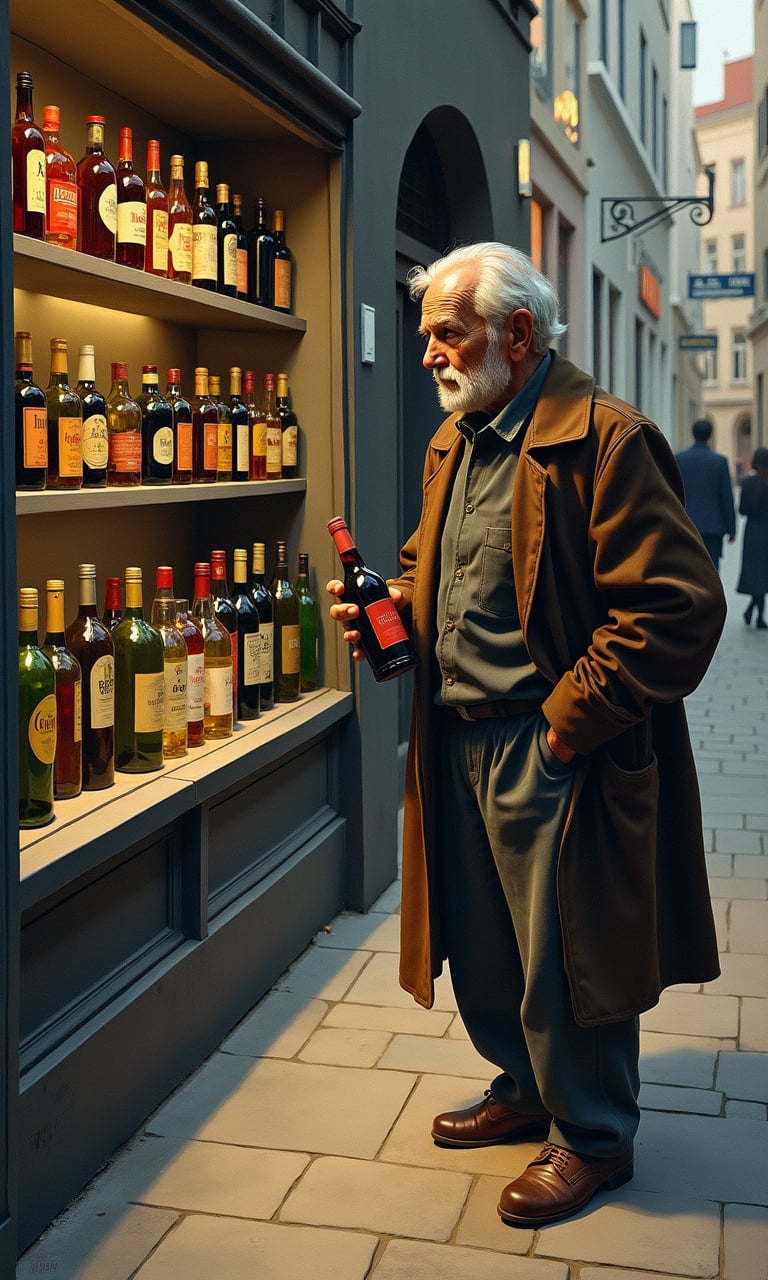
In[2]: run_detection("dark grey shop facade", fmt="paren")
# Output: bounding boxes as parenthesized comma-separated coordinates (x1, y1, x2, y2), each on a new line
(0, 0, 534, 1264)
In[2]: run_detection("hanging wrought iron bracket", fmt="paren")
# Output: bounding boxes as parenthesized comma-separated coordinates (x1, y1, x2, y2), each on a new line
(600, 165, 714, 242)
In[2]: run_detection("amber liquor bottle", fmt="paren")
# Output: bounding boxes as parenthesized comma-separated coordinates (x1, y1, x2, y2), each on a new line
(115, 126, 146, 269)
(247, 371, 267, 480)
(210, 549, 239, 722)
(106, 362, 142, 486)
(209, 375, 233, 482)
(75, 343, 108, 488)
(167, 368, 193, 484)
(145, 138, 169, 277)
(272, 209, 293, 313)
(175, 599, 205, 747)
(42, 579, 82, 799)
(191, 367, 218, 483)
(151, 567, 188, 760)
(66, 564, 115, 790)
(45, 338, 83, 490)
(232, 194, 250, 301)
(168, 154, 193, 282)
(263, 373, 282, 481)
(191, 562, 233, 739)
(77, 115, 117, 260)
(191, 160, 218, 290)
(14, 330, 47, 490)
(12, 71, 45, 238)
(42, 104, 77, 249)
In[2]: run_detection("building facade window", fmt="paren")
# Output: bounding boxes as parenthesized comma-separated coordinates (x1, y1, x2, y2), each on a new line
(555, 6, 581, 145)
(704, 239, 718, 274)
(704, 348, 718, 382)
(530, 0, 552, 96)
(651, 65, 658, 169)
(609, 285, 620, 392)
(730, 158, 746, 206)
(599, 0, 608, 66)
(732, 234, 746, 273)
(732, 330, 747, 381)
(592, 268, 603, 383)
(662, 95, 669, 190)
(618, 0, 626, 99)
(639, 30, 647, 145)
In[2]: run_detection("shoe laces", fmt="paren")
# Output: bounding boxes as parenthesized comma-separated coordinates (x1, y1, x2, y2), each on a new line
(539, 1143, 572, 1174)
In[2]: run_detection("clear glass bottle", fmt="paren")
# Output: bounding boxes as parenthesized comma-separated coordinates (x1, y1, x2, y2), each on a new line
(76, 114, 117, 260)
(191, 366, 218, 483)
(231, 548, 261, 720)
(168, 153, 193, 283)
(42, 579, 82, 799)
(42, 103, 77, 249)
(145, 138, 168, 277)
(45, 337, 83, 490)
(151, 566, 188, 760)
(14, 330, 48, 491)
(167, 368, 193, 484)
(75, 343, 108, 488)
(191, 562, 233, 739)
(191, 159, 218, 290)
(210, 549, 239, 722)
(269, 539, 300, 702)
(250, 541, 274, 709)
(113, 566, 165, 772)
(295, 552, 319, 692)
(18, 587, 56, 828)
(107, 361, 142, 486)
(175, 598, 205, 747)
(12, 71, 46, 239)
(215, 182, 238, 298)
(137, 364, 173, 485)
(116, 125, 146, 269)
(65, 564, 115, 791)
(209, 374, 233, 482)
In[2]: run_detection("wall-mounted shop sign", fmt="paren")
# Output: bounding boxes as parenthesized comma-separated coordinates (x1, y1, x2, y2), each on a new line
(678, 334, 718, 350)
(638, 264, 662, 317)
(688, 273, 755, 299)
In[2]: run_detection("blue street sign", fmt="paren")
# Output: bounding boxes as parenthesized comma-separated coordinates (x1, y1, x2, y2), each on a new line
(688, 273, 755, 299)
(678, 334, 718, 350)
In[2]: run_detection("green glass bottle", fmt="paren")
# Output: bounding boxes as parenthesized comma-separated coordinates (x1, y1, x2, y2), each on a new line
(18, 587, 56, 828)
(295, 551, 318, 692)
(113, 566, 165, 771)
(269, 539, 300, 702)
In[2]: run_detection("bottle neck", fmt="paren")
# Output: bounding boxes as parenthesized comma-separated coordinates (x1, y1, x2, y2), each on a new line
(124, 575, 144, 614)
(85, 122, 105, 154)
(44, 584, 66, 639)
(78, 349, 97, 384)
(15, 85, 34, 121)
(77, 571, 98, 613)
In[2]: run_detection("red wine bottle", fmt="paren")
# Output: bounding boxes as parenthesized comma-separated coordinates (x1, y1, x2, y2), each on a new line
(327, 516, 419, 682)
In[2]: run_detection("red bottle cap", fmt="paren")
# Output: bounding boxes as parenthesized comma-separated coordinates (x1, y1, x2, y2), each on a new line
(156, 565, 174, 590)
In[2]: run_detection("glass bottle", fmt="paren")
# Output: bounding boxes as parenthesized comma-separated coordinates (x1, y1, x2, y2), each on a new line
(191, 366, 218, 483)
(113, 566, 165, 772)
(145, 138, 168, 277)
(151, 567, 188, 760)
(231, 548, 261, 720)
(276, 372, 300, 479)
(42, 579, 82, 799)
(102, 576, 123, 631)
(106, 361, 142, 486)
(191, 159, 218, 290)
(215, 182, 238, 298)
(42, 103, 77, 249)
(115, 125, 146, 269)
(167, 368, 193, 484)
(18, 587, 56, 828)
(263, 373, 282, 481)
(137, 364, 173, 484)
(272, 209, 293, 313)
(167, 153, 193, 283)
(75, 343, 108, 488)
(208, 374, 233, 482)
(12, 71, 46, 239)
(65, 564, 115, 791)
(295, 552, 319, 692)
(250, 541, 274, 710)
(175, 598, 205, 747)
(191, 562, 233, 739)
(231, 193, 249, 301)
(247, 370, 267, 480)
(229, 366, 250, 481)
(327, 516, 420, 682)
(14, 330, 47, 490)
(210, 549, 239, 722)
(45, 337, 83, 490)
(269, 539, 300, 702)
(247, 196, 274, 306)
(76, 114, 117, 260)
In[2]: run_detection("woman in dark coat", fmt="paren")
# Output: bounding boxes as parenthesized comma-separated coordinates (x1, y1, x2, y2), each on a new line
(737, 447, 768, 629)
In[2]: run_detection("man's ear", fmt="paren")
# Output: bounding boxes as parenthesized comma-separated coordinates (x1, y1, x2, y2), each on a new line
(504, 308, 534, 363)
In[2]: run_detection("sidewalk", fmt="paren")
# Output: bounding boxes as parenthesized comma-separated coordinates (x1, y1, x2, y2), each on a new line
(18, 535, 768, 1280)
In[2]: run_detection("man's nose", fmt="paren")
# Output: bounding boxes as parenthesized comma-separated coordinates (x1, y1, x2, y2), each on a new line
(423, 337, 447, 369)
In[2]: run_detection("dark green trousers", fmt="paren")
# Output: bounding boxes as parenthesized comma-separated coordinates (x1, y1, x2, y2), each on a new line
(438, 710, 640, 1157)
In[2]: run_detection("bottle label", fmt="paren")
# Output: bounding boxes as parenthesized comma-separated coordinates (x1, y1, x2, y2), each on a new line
(274, 258, 292, 310)
(281, 624, 300, 675)
(187, 651, 204, 722)
(203, 422, 218, 471)
(26, 150, 46, 214)
(236, 421, 249, 474)
(153, 425, 174, 465)
(242, 632, 261, 685)
(169, 221, 192, 273)
(205, 663, 232, 716)
(217, 421, 232, 472)
(192, 224, 217, 283)
(134, 671, 165, 733)
(252, 423, 267, 461)
(73, 678, 83, 742)
(164, 657, 188, 731)
(28, 693, 57, 764)
(364, 598, 410, 649)
(282, 424, 298, 467)
(58, 416, 83, 477)
(151, 210, 169, 270)
(23, 405, 48, 468)
(257, 620, 274, 683)
(82, 412, 108, 469)
(90, 654, 115, 729)
(109, 431, 142, 471)
(117, 200, 147, 246)
(49, 180, 78, 236)
(223, 232, 237, 288)
(176, 419, 193, 471)
(236, 247, 248, 296)
(98, 182, 118, 234)
(265, 425, 282, 475)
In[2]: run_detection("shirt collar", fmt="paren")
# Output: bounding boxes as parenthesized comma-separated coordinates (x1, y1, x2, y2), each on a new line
(457, 349, 553, 444)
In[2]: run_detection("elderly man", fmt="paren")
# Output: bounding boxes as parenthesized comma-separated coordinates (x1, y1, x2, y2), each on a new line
(329, 242, 724, 1227)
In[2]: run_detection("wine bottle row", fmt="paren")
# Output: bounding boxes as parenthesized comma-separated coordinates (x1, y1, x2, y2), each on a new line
(18, 544, 319, 829)
(15, 332, 302, 490)
(11, 71, 294, 311)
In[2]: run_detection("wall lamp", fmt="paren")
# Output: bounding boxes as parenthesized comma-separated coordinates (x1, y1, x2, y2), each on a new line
(517, 138, 532, 198)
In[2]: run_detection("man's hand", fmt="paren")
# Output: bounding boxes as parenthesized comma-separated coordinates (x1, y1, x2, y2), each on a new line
(326, 579, 404, 664)
(546, 724, 576, 765)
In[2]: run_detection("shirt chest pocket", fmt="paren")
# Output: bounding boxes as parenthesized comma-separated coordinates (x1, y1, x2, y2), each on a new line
(477, 526, 517, 619)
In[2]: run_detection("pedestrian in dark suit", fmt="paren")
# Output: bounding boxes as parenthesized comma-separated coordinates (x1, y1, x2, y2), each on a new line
(675, 418, 736, 570)
(737, 447, 768, 629)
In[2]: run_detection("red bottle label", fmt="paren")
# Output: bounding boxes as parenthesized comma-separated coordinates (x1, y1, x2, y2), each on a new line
(364, 598, 409, 649)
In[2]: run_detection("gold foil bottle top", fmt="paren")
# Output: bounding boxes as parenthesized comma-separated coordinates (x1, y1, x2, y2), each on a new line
(194, 160, 209, 189)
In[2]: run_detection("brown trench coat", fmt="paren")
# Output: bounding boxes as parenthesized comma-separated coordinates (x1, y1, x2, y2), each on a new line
(390, 353, 726, 1027)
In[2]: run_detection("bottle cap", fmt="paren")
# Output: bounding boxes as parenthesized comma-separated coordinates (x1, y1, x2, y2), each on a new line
(167, 368, 181, 384)
(111, 361, 128, 379)
(327, 516, 348, 535)
(156, 565, 174, 590)
(216, 183, 229, 202)
(42, 104, 60, 131)
(78, 564, 97, 580)
(124, 566, 142, 584)
(19, 586, 38, 607)
(85, 114, 106, 125)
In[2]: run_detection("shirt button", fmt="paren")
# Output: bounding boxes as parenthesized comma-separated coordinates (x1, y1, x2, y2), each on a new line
(455, 568, 464, 579)
(465, 503, 474, 514)
(445, 676, 455, 686)
(445, 619, 455, 631)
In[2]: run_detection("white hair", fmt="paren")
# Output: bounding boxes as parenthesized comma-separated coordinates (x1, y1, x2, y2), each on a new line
(407, 241, 567, 353)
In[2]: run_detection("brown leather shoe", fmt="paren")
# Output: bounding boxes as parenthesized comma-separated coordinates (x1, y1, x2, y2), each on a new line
(431, 1090, 549, 1148)
(498, 1142, 634, 1226)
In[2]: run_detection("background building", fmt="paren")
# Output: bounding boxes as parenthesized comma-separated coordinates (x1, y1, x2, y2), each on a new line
(749, 0, 768, 448)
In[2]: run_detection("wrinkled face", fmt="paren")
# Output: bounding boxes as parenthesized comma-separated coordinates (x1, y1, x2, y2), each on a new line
(419, 266, 515, 416)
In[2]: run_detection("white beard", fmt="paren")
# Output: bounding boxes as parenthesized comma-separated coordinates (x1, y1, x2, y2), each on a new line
(433, 335, 512, 415)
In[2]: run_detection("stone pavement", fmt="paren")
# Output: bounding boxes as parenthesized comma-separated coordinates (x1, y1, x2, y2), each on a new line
(17, 536, 768, 1279)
